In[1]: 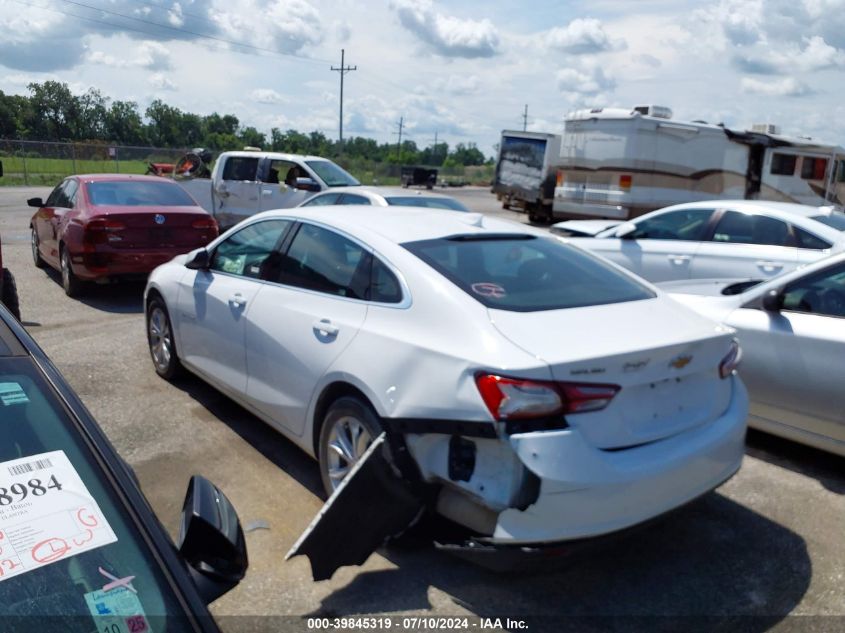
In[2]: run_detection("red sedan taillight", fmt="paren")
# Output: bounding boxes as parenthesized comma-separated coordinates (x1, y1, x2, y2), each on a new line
(475, 374, 620, 420)
(191, 217, 218, 231)
(84, 219, 126, 244)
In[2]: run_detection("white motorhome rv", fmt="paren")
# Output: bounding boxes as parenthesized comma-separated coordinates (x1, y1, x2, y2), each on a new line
(553, 105, 845, 220)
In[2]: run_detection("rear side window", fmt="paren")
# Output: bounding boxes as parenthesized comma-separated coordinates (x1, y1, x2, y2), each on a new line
(810, 213, 845, 231)
(277, 224, 370, 299)
(630, 208, 713, 241)
(712, 211, 791, 246)
(403, 235, 655, 312)
(368, 258, 402, 303)
(386, 197, 469, 212)
(793, 227, 831, 250)
(301, 193, 343, 207)
(338, 194, 372, 205)
(221, 157, 259, 181)
(771, 153, 797, 176)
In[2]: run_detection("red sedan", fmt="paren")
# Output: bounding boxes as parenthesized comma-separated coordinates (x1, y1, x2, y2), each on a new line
(29, 174, 218, 296)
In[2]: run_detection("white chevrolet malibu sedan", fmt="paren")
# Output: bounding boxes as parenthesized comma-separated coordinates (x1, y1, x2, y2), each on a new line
(144, 206, 748, 549)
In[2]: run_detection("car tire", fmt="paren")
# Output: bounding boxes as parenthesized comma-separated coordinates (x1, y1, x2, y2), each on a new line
(318, 396, 382, 496)
(60, 246, 84, 297)
(31, 227, 45, 269)
(1, 268, 21, 321)
(146, 297, 183, 381)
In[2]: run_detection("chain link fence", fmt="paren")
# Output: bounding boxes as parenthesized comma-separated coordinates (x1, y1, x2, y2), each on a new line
(0, 139, 187, 186)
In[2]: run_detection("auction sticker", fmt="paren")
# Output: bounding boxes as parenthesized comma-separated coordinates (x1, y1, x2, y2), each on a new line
(85, 587, 151, 633)
(0, 450, 117, 581)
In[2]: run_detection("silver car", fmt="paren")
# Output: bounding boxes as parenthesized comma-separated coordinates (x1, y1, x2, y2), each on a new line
(298, 186, 470, 212)
(664, 254, 845, 456)
(557, 200, 845, 282)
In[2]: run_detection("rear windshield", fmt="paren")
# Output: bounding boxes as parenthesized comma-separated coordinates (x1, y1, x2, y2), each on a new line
(403, 234, 655, 311)
(305, 161, 360, 187)
(386, 197, 469, 212)
(810, 213, 845, 231)
(87, 181, 197, 207)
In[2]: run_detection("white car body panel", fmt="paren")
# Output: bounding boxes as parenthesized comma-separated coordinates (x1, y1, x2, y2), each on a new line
(145, 205, 749, 544)
(569, 200, 845, 282)
(666, 256, 845, 456)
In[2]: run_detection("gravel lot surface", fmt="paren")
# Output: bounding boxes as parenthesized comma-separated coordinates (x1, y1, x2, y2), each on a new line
(1, 185, 843, 632)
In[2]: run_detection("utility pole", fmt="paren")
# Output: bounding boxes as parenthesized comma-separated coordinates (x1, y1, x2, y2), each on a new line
(394, 116, 405, 159)
(331, 49, 357, 145)
(522, 104, 528, 131)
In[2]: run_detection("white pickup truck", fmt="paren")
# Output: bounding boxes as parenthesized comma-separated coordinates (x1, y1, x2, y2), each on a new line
(176, 150, 361, 230)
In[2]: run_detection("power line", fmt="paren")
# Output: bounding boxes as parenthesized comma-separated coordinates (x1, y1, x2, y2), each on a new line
(330, 49, 357, 145)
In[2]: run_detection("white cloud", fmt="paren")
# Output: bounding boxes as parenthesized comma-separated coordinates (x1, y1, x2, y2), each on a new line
(556, 64, 616, 102)
(136, 42, 173, 71)
(212, 0, 324, 54)
(149, 73, 177, 91)
(391, 0, 500, 58)
(735, 35, 845, 74)
(251, 88, 289, 104)
(741, 76, 811, 96)
(545, 18, 624, 54)
(431, 74, 480, 95)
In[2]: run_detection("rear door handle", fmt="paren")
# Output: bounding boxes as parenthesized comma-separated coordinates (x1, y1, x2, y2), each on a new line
(756, 260, 783, 272)
(229, 293, 247, 308)
(313, 319, 339, 337)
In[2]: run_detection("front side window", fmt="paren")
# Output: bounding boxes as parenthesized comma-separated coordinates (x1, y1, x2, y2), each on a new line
(712, 211, 791, 247)
(771, 153, 797, 176)
(781, 262, 845, 317)
(338, 194, 372, 205)
(63, 179, 79, 208)
(211, 219, 291, 278)
(44, 182, 64, 207)
(221, 156, 259, 181)
(630, 208, 714, 241)
(404, 235, 655, 312)
(277, 224, 370, 299)
(0, 356, 195, 630)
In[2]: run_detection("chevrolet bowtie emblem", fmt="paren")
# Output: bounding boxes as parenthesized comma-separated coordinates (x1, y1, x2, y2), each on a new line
(669, 355, 692, 370)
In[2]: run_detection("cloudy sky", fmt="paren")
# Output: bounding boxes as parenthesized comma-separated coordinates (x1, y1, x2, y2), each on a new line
(2, 0, 845, 157)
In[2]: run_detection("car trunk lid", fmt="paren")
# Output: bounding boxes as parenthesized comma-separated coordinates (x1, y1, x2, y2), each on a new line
(88, 206, 217, 249)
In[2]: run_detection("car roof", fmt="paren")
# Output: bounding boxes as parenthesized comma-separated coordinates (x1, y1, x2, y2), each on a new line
(223, 151, 331, 162)
(252, 205, 540, 244)
(314, 186, 458, 200)
(72, 174, 182, 184)
(654, 200, 845, 240)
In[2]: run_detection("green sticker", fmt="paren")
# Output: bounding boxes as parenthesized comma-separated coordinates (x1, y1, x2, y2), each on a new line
(0, 382, 29, 406)
(84, 586, 152, 633)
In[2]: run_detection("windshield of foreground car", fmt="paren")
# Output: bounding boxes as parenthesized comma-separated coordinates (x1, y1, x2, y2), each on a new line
(404, 234, 655, 311)
(0, 356, 195, 631)
(88, 181, 198, 207)
(385, 197, 469, 212)
(305, 161, 360, 187)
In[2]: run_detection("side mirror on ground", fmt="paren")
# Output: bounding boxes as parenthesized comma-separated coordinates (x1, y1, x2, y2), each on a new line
(614, 221, 637, 239)
(0, 160, 3, 178)
(294, 177, 321, 192)
(27, 197, 44, 208)
(177, 476, 248, 604)
(762, 288, 783, 312)
(185, 248, 211, 270)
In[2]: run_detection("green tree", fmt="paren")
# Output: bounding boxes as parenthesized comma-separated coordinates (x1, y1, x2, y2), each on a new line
(74, 88, 108, 140)
(239, 126, 266, 148)
(26, 81, 78, 140)
(145, 99, 184, 147)
(105, 100, 145, 145)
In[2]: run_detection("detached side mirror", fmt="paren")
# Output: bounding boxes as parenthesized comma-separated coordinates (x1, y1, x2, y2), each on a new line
(294, 177, 321, 192)
(762, 288, 783, 312)
(185, 248, 211, 270)
(614, 221, 637, 239)
(27, 197, 44, 208)
(178, 476, 248, 604)
(0, 160, 4, 178)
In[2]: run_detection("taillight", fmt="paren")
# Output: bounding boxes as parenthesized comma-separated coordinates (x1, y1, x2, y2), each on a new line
(619, 174, 632, 189)
(556, 170, 565, 187)
(84, 218, 126, 244)
(475, 374, 620, 420)
(719, 340, 742, 379)
(192, 217, 218, 231)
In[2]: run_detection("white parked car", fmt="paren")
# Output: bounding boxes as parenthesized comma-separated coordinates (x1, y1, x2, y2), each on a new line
(556, 200, 845, 282)
(664, 253, 845, 457)
(144, 205, 747, 570)
(299, 186, 470, 212)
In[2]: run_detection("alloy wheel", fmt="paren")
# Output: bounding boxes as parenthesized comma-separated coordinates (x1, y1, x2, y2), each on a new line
(325, 415, 373, 490)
